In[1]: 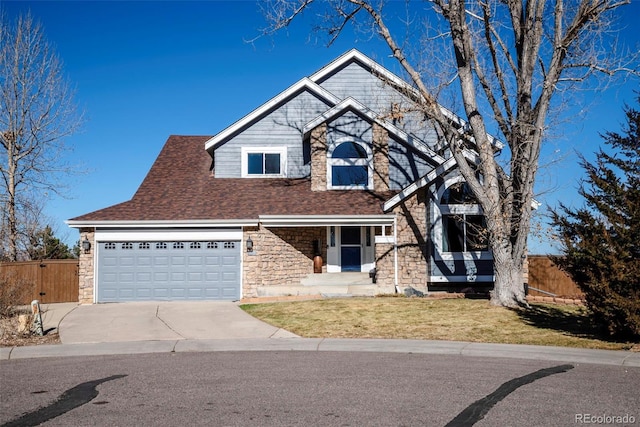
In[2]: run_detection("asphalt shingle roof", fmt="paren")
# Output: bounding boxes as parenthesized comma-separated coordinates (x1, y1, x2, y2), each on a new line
(71, 135, 395, 222)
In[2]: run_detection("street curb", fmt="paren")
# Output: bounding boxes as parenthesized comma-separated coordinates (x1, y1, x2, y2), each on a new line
(2, 338, 639, 367)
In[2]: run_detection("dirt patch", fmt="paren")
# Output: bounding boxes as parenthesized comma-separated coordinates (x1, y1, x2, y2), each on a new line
(0, 315, 60, 347)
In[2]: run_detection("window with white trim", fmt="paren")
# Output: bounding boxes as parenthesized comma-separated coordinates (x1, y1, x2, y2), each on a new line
(241, 147, 287, 177)
(327, 141, 372, 189)
(440, 182, 488, 252)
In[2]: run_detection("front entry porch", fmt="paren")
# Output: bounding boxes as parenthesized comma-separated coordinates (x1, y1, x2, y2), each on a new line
(254, 272, 396, 297)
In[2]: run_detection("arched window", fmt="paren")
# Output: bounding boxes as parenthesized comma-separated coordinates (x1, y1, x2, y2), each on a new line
(328, 141, 371, 189)
(440, 182, 488, 252)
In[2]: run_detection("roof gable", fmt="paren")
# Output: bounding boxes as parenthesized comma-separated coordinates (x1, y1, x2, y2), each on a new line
(303, 97, 447, 166)
(311, 49, 504, 151)
(204, 78, 340, 152)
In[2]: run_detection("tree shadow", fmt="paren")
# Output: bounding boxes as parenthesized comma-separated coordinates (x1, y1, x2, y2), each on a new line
(514, 304, 616, 342)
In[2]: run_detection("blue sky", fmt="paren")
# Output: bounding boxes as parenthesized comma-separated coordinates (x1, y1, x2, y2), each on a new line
(1, 0, 638, 254)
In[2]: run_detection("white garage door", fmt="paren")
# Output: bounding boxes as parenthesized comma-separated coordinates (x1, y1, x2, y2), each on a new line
(97, 240, 241, 302)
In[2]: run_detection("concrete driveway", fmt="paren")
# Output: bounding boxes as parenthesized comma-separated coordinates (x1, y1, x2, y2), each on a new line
(44, 301, 297, 344)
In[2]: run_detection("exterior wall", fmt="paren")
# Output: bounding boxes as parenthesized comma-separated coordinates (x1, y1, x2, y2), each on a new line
(393, 193, 429, 292)
(372, 123, 390, 192)
(388, 138, 434, 190)
(375, 193, 429, 292)
(78, 228, 95, 304)
(316, 62, 403, 114)
(214, 90, 331, 178)
(311, 124, 327, 192)
(317, 61, 441, 150)
(243, 226, 326, 297)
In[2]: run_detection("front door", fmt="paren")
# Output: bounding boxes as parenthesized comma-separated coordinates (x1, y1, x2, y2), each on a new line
(340, 226, 361, 272)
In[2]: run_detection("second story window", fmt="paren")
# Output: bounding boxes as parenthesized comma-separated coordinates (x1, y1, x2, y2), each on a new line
(328, 141, 372, 189)
(241, 147, 287, 177)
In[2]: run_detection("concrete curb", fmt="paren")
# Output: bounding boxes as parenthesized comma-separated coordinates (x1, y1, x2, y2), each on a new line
(2, 338, 639, 367)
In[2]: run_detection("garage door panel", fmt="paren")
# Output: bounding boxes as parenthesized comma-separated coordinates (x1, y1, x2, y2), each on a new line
(188, 256, 204, 265)
(98, 240, 240, 302)
(119, 272, 135, 282)
(136, 288, 152, 298)
(171, 256, 186, 266)
(118, 289, 134, 299)
(137, 256, 152, 266)
(136, 272, 152, 282)
(153, 288, 169, 298)
(188, 272, 203, 281)
(120, 257, 135, 267)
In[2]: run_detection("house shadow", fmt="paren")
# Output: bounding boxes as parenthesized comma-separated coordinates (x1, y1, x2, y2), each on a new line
(513, 304, 616, 342)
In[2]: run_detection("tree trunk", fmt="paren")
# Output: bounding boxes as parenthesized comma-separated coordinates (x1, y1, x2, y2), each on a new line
(491, 243, 526, 307)
(8, 139, 18, 262)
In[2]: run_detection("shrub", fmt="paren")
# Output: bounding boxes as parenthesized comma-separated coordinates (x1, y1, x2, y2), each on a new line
(0, 273, 36, 319)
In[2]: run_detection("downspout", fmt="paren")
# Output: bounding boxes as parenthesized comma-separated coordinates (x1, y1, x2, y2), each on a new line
(394, 215, 399, 293)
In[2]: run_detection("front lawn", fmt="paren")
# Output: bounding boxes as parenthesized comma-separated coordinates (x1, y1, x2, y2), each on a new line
(241, 297, 637, 350)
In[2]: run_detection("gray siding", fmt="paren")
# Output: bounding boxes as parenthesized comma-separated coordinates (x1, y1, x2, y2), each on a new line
(327, 111, 372, 147)
(388, 139, 432, 190)
(317, 62, 401, 112)
(214, 90, 332, 178)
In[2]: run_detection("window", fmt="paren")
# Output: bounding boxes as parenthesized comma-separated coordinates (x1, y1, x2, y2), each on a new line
(328, 141, 371, 189)
(139, 242, 150, 250)
(189, 242, 201, 249)
(122, 242, 133, 250)
(156, 242, 167, 250)
(440, 182, 488, 252)
(207, 242, 218, 249)
(105, 243, 116, 250)
(173, 242, 184, 250)
(241, 147, 286, 177)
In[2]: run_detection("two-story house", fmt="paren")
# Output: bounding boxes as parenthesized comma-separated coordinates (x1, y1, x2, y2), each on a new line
(67, 49, 496, 303)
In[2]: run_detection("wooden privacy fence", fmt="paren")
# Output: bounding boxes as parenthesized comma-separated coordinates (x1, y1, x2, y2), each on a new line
(527, 255, 584, 299)
(0, 259, 79, 304)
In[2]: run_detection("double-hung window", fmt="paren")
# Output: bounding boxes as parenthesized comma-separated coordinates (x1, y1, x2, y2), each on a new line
(241, 147, 286, 177)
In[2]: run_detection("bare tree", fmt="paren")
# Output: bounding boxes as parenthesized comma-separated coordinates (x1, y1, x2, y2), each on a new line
(0, 13, 82, 261)
(259, 0, 638, 307)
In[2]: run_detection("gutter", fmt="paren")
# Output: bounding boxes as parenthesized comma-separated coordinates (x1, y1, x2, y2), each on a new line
(65, 219, 260, 229)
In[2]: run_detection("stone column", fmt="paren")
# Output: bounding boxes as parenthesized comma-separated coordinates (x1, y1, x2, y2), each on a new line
(78, 228, 95, 304)
(311, 124, 327, 192)
(372, 123, 389, 192)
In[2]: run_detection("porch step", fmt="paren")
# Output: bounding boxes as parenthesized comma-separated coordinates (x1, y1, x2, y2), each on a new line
(300, 272, 372, 286)
(255, 272, 395, 298)
(255, 283, 396, 298)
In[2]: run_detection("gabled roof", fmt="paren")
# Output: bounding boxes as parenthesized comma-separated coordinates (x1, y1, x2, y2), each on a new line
(68, 135, 396, 226)
(204, 78, 340, 152)
(311, 49, 504, 151)
(205, 49, 503, 154)
(302, 96, 446, 166)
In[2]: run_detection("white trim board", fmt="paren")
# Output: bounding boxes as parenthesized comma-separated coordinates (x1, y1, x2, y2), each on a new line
(95, 229, 243, 242)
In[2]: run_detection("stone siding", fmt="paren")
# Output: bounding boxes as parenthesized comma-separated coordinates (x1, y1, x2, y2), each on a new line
(310, 124, 328, 192)
(78, 228, 95, 304)
(376, 193, 429, 292)
(372, 123, 390, 192)
(243, 226, 326, 298)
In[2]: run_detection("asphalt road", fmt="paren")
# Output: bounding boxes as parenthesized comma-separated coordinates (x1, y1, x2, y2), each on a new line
(1, 352, 638, 426)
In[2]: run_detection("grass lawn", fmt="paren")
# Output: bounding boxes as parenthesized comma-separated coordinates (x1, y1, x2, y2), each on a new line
(240, 297, 637, 351)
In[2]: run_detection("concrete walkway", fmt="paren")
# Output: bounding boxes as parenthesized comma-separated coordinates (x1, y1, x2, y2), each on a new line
(1, 302, 639, 367)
